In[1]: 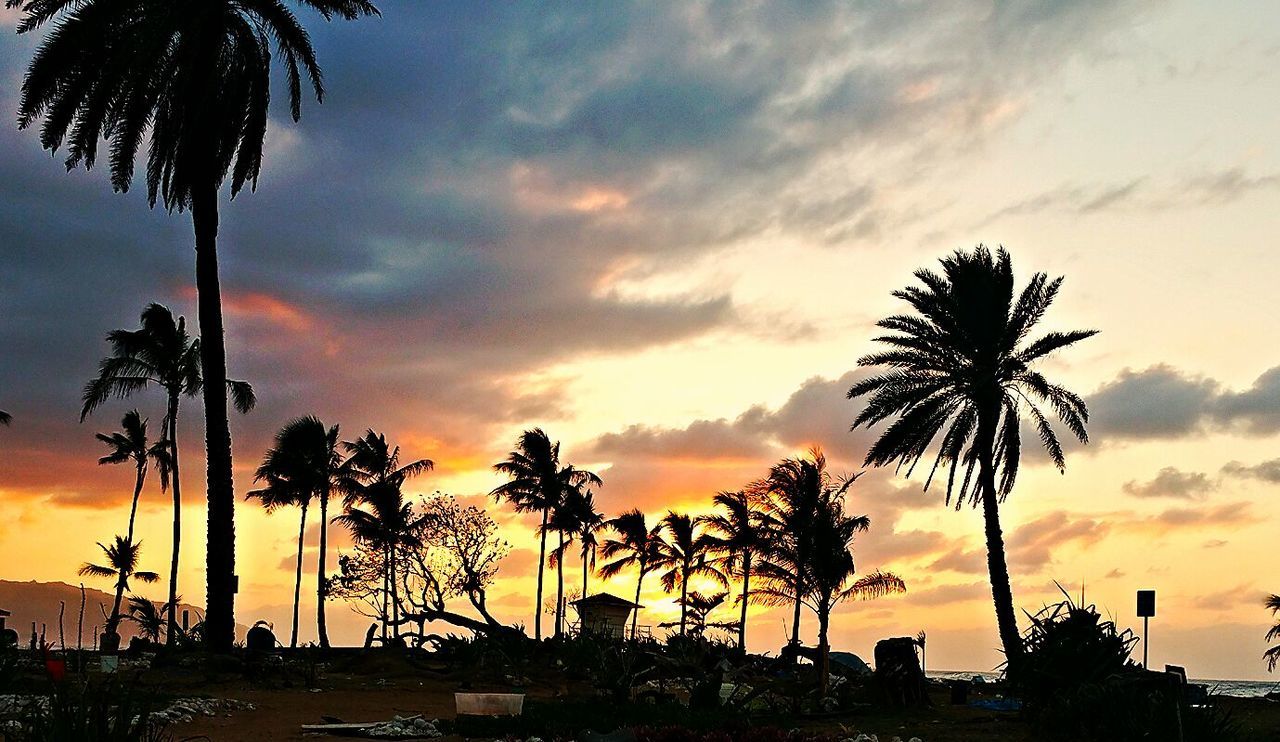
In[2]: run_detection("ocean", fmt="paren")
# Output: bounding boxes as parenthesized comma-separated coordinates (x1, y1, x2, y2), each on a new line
(926, 671, 1280, 699)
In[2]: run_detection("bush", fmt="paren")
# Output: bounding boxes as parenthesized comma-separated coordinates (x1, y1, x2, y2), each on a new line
(6, 676, 173, 742)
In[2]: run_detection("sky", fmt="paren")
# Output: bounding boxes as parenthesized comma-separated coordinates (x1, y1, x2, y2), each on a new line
(2, 0, 1279, 679)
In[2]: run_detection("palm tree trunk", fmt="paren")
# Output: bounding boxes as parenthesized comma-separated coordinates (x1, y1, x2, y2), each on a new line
(193, 181, 237, 652)
(631, 571, 644, 640)
(554, 532, 565, 638)
(316, 490, 330, 648)
(290, 501, 308, 649)
(790, 576, 803, 649)
(108, 575, 126, 637)
(738, 553, 751, 652)
(976, 411, 1021, 670)
(125, 464, 146, 544)
(582, 545, 590, 600)
(380, 547, 389, 642)
(389, 541, 400, 642)
(165, 398, 182, 646)
(679, 566, 689, 636)
(534, 509, 548, 640)
(817, 604, 831, 697)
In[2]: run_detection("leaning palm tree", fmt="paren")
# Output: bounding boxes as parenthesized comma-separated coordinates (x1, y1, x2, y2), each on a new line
(338, 429, 432, 641)
(849, 245, 1096, 668)
(699, 490, 767, 651)
(95, 410, 172, 545)
(245, 479, 311, 649)
(750, 449, 855, 649)
(11, 0, 380, 651)
(491, 429, 601, 639)
(598, 509, 669, 641)
(78, 536, 160, 640)
(653, 512, 725, 636)
(81, 302, 255, 645)
(1265, 594, 1280, 672)
(250, 417, 342, 647)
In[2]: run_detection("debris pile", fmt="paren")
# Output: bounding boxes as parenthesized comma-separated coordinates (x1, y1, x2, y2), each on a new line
(362, 714, 442, 738)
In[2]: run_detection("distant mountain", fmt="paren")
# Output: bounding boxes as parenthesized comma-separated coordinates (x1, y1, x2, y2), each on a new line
(0, 579, 210, 647)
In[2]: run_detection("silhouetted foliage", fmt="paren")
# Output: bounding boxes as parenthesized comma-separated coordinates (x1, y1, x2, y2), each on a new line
(78, 537, 160, 637)
(849, 245, 1096, 667)
(81, 302, 254, 646)
(652, 512, 726, 636)
(1265, 594, 1280, 672)
(10, 0, 376, 649)
(599, 509, 669, 640)
(699, 490, 768, 651)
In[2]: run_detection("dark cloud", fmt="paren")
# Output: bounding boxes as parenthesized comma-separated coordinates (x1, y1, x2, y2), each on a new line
(1221, 458, 1280, 484)
(1121, 467, 1215, 499)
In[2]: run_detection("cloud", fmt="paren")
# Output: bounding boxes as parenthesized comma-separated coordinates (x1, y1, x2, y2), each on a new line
(1221, 459, 1280, 484)
(1006, 511, 1110, 571)
(927, 547, 988, 575)
(1142, 501, 1253, 532)
(1121, 467, 1216, 499)
(1086, 364, 1280, 442)
(904, 581, 990, 608)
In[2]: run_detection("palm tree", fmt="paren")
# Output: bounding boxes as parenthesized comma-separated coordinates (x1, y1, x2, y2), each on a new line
(95, 410, 172, 546)
(849, 245, 1096, 667)
(699, 490, 767, 651)
(126, 595, 173, 643)
(0, 410, 10, 425)
(598, 509, 669, 640)
(78, 536, 160, 639)
(339, 429, 432, 642)
(333, 480, 421, 642)
(11, 0, 380, 651)
(81, 303, 255, 644)
(491, 429, 601, 639)
(1265, 595, 1280, 672)
(250, 417, 343, 648)
(566, 488, 606, 602)
(245, 476, 311, 649)
(750, 449, 853, 649)
(652, 512, 725, 636)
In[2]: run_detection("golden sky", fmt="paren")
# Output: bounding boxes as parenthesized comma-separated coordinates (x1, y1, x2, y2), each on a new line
(2, 0, 1279, 679)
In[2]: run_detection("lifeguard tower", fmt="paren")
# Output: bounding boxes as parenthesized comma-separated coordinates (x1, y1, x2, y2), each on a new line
(570, 593, 643, 639)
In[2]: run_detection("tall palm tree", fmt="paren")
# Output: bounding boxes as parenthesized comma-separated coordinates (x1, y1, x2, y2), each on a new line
(95, 410, 171, 545)
(339, 429, 432, 642)
(491, 429, 601, 640)
(250, 417, 343, 647)
(12, 0, 380, 651)
(1265, 594, 1280, 672)
(78, 536, 160, 638)
(699, 490, 767, 651)
(750, 449, 853, 649)
(245, 475, 311, 649)
(598, 509, 668, 641)
(565, 488, 606, 602)
(81, 303, 255, 644)
(652, 512, 725, 636)
(849, 245, 1096, 668)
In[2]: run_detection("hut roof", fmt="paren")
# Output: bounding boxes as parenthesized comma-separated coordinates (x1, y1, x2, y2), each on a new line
(571, 592, 642, 609)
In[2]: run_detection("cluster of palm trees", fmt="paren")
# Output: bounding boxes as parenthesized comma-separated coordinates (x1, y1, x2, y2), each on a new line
(78, 304, 255, 646)
(247, 419, 432, 649)
(489, 429, 904, 692)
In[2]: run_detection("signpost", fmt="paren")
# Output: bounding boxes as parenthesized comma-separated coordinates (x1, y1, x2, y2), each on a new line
(1137, 589, 1156, 667)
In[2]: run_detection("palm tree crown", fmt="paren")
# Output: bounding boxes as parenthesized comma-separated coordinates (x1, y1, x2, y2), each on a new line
(78, 535, 160, 635)
(1265, 594, 1280, 672)
(849, 245, 1096, 669)
(699, 490, 767, 650)
(599, 509, 669, 640)
(95, 409, 171, 544)
(652, 512, 725, 637)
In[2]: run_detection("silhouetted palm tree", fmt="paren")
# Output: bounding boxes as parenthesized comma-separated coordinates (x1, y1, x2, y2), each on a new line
(0, 410, 10, 425)
(652, 512, 725, 636)
(751, 449, 853, 648)
(126, 595, 174, 643)
(700, 490, 767, 651)
(849, 245, 1096, 666)
(11, 0, 379, 650)
(246, 473, 312, 649)
(333, 480, 421, 642)
(79, 537, 160, 637)
(1266, 595, 1280, 672)
(491, 429, 601, 639)
(95, 410, 171, 545)
(250, 417, 342, 647)
(561, 488, 606, 603)
(599, 509, 669, 640)
(339, 429, 431, 642)
(82, 303, 255, 644)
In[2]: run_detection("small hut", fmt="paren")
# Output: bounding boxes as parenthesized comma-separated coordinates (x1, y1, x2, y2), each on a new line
(571, 593, 641, 639)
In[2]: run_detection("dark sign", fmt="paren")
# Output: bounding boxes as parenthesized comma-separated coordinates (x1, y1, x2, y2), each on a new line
(1137, 589, 1156, 618)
